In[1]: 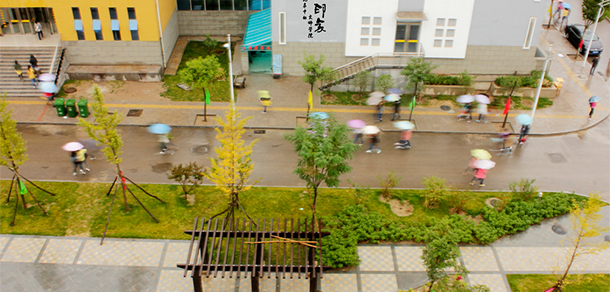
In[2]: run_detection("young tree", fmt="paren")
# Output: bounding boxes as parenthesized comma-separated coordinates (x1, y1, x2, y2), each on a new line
(375, 74, 395, 93)
(578, 0, 610, 58)
(205, 102, 258, 226)
(284, 115, 359, 224)
(353, 71, 371, 95)
(401, 57, 437, 119)
(422, 236, 462, 292)
(551, 193, 610, 290)
(1, 95, 56, 226)
(78, 86, 165, 244)
(167, 162, 206, 198)
(299, 52, 336, 96)
(178, 55, 225, 121)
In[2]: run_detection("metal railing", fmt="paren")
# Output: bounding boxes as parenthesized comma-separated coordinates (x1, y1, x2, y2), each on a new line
(320, 44, 425, 90)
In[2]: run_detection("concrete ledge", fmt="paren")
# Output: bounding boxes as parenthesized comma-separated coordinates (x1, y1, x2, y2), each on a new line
(66, 65, 163, 82)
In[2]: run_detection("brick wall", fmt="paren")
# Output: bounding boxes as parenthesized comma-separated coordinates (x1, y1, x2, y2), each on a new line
(162, 10, 180, 66)
(63, 41, 163, 65)
(178, 11, 253, 36)
(429, 46, 545, 75)
(271, 41, 354, 76)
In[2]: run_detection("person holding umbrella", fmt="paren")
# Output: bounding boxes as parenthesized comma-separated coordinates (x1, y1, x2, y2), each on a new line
(258, 90, 272, 113)
(474, 94, 490, 123)
(588, 95, 600, 120)
(347, 119, 366, 145)
(366, 92, 385, 122)
(362, 125, 381, 153)
(386, 90, 402, 121)
(63, 142, 89, 175)
(393, 121, 414, 149)
(148, 124, 172, 154)
(465, 149, 491, 175)
(516, 114, 532, 144)
(456, 95, 475, 121)
(469, 159, 495, 187)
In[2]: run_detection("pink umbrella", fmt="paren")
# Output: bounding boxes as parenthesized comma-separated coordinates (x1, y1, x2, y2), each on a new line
(473, 159, 496, 170)
(474, 94, 490, 104)
(347, 119, 366, 129)
(62, 142, 84, 152)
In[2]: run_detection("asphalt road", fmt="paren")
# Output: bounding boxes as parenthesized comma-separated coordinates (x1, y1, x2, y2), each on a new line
(4, 119, 609, 201)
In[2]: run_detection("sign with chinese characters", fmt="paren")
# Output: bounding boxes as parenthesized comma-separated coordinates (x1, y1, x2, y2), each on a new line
(303, 1, 327, 38)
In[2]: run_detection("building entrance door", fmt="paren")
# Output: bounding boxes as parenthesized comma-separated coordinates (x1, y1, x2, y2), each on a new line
(394, 23, 420, 53)
(1, 8, 56, 35)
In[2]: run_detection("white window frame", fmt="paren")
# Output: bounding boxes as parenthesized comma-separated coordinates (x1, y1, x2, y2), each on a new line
(279, 12, 286, 45)
(523, 17, 536, 49)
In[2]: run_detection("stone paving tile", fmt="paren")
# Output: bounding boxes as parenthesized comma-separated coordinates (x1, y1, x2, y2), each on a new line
(0, 262, 157, 292)
(0, 236, 10, 254)
(77, 240, 165, 267)
(496, 247, 610, 272)
(321, 273, 358, 292)
(468, 274, 508, 292)
(569, 248, 610, 272)
(0, 237, 45, 263)
(280, 276, 309, 291)
(156, 269, 192, 292)
(460, 246, 500, 272)
(201, 274, 237, 292)
(361, 274, 398, 292)
(39, 239, 82, 264)
(238, 273, 277, 292)
(358, 246, 394, 271)
(394, 246, 425, 271)
(162, 242, 190, 268)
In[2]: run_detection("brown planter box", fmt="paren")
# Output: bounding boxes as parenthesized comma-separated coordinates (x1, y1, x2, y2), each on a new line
(422, 85, 474, 96)
(490, 83, 558, 99)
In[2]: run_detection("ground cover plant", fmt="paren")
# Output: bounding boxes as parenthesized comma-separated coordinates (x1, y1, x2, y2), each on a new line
(507, 274, 610, 292)
(161, 39, 233, 102)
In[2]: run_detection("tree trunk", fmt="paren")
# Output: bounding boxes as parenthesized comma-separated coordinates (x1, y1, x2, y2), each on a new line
(557, 234, 582, 287)
(203, 88, 207, 122)
(116, 164, 129, 211)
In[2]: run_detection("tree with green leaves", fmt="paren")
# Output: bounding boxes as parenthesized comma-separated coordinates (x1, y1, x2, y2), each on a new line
(375, 74, 395, 93)
(1, 95, 56, 226)
(401, 57, 437, 120)
(284, 115, 359, 225)
(578, 0, 610, 59)
(167, 162, 206, 198)
(78, 86, 165, 244)
(299, 52, 336, 96)
(205, 102, 259, 226)
(551, 193, 610, 290)
(353, 71, 371, 95)
(179, 55, 225, 121)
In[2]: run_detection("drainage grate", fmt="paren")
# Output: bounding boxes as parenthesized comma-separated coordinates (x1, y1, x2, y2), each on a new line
(191, 144, 209, 155)
(254, 130, 266, 134)
(548, 153, 567, 163)
(127, 109, 143, 117)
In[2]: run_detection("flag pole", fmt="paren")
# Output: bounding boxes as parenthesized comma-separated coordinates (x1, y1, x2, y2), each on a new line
(502, 81, 518, 128)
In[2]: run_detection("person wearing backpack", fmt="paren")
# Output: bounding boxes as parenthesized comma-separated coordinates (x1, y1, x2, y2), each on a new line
(71, 149, 90, 175)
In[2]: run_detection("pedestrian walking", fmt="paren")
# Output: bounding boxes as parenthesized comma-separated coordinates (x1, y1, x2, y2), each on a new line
(518, 124, 530, 144)
(391, 100, 401, 121)
(365, 133, 381, 153)
(394, 130, 412, 149)
(30, 54, 38, 68)
(260, 98, 271, 113)
(71, 149, 89, 175)
(476, 103, 488, 123)
(376, 101, 384, 122)
(27, 66, 38, 88)
(588, 101, 597, 120)
(590, 57, 599, 76)
(469, 168, 488, 187)
(353, 127, 364, 145)
(463, 156, 478, 176)
(14, 60, 23, 81)
(158, 133, 169, 154)
(35, 21, 43, 40)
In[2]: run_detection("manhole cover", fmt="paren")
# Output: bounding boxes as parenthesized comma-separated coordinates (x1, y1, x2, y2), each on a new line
(151, 162, 173, 173)
(64, 87, 77, 93)
(191, 144, 209, 155)
(127, 109, 143, 117)
(552, 223, 567, 235)
(254, 130, 266, 134)
(548, 153, 567, 163)
(440, 105, 451, 111)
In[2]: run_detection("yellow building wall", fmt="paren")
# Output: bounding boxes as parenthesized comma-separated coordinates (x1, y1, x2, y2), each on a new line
(1, 0, 175, 41)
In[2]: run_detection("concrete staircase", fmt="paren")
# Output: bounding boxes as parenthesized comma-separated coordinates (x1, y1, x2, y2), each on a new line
(0, 46, 62, 98)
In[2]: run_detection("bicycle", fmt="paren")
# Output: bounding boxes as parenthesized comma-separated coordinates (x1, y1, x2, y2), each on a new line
(488, 133, 512, 155)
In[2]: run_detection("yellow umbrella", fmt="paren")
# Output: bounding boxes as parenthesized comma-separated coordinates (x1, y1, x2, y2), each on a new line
(471, 149, 491, 160)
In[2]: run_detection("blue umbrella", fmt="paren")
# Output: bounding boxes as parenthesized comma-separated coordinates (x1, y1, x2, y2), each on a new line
(388, 88, 402, 94)
(562, 3, 571, 10)
(309, 112, 329, 119)
(39, 82, 57, 93)
(384, 94, 401, 102)
(148, 123, 171, 134)
(589, 95, 601, 102)
(516, 114, 533, 125)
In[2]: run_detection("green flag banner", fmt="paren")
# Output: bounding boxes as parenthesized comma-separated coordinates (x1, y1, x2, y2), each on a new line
(205, 89, 211, 105)
(19, 179, 27, 195)
(409, 97, 416, 110)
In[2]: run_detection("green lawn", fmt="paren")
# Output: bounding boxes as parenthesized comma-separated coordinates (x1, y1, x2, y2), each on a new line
(507, 274, 610, 292)
(161, 40, 234, 102)
(2, 180, 503, 240)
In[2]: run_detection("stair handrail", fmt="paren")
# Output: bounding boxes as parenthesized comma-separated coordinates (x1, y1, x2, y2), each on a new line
(49, 44, 60, 74)
(54, 48, 67, 85)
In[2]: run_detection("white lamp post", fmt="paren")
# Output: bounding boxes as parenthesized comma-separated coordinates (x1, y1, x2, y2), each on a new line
(223, 34, 235, 110)
(531, 46, 553, 122)
(581, 0, 609, 67)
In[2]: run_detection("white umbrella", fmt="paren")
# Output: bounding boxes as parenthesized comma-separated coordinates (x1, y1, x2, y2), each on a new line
(457, 95, 475, 104)
(369, 91, 385, 99)
(62, 142, 84, 152)
(394, 121, 415, 130)
(383, 94, 401, 102)
(366, 95, 384, 105)
(473, 159, 496, 170)
(474, 94, 490, 104)
(38, 73, 56, 82)
(362, 125, 380, 135)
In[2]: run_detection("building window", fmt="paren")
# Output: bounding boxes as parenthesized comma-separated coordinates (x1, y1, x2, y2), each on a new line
(360, 38, 368, 46)
(177, 0, 191, 10)
(371, 38, 380, 46)
(361, 28, 370, 35)
(435, 29, 444, 37)
(447, 18, 457, 27)
(279, 12, 286, 44)
(445, 40, 453, 48)
(109, 7, 118, 19)
(360, 16, 381, 47)
(435, 17, 455, 48)
(436, 18, 445, 26)
(361, 17, 370, 25)
(128, 7, 139, 41)
(91, 8, 102, 40)
(395, 23, 420, 52)
(109, 8, 121, 41)
(434, 39, 442, 47)
(523, 17, 536, 49)
(372, 28, 381, 36)
(72, 7, 85, 40)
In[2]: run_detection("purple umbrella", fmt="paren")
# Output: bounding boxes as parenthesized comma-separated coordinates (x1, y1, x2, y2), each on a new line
(388, 88, 402, 94)
(347, 119, 366, 129)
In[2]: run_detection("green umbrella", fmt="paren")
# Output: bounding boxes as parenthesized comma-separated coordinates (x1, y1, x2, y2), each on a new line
(471, 149, 492, 160)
